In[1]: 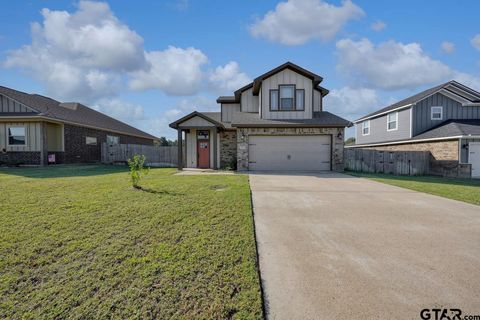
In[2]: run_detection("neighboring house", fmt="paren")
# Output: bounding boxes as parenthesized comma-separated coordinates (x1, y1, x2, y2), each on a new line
(0, 86, 157, 166)
(169, 62, 351, 171)
(350, 81, 480, 177)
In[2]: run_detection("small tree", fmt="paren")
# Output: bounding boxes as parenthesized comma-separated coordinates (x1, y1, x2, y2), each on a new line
(127, 154, 149, 189)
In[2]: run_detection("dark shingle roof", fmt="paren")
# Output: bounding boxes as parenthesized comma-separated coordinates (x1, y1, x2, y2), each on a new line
(0, 86, 157, 140)
(414, 119, 480, 139)
(231, 111, 351, 127)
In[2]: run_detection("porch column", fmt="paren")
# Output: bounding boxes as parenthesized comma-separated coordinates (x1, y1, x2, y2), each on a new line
(177, 129, 183, 170)
(213, 128, 218, 169)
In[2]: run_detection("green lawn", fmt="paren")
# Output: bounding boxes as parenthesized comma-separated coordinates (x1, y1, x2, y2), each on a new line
(0, 165, 262, 319)
(348, 172, 480, 205)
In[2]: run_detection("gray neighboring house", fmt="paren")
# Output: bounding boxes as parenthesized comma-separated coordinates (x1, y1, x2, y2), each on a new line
(170, 62, 351, 171)
(0, 86, 158, 166)
(349, 81, 480, 177)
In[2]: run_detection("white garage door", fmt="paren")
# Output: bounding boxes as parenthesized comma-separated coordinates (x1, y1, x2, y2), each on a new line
(469, 142, 480, 178)
(248, 135, 331, 171)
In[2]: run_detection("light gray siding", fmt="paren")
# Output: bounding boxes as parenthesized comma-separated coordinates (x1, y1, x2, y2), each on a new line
(412, 93, 480, 136)
(0, 94, 37, 113)
(356, 107, 412, 144)
(0, 121, 42, 151)
(221, 103, 240, 122)
(313, 90, 322, 112)
(241, 88, 259, 113)
(184, 128, 218, 169)
(260, 69, 313, 120)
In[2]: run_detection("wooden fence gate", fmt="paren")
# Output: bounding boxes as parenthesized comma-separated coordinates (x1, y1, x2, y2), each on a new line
(344, 149, 430, 175)
(101, 143, 178, 167)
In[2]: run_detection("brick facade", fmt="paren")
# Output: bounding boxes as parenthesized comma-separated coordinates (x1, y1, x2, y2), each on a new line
(219, 130, 237, 169)
(0, 151, 41, 165)
(363, 139, 459, 161)
(63, 124, 154, 163)
(236, 127, 345, 171)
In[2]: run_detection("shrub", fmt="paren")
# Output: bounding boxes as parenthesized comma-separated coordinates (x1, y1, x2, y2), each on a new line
(127, 154, 149, 189)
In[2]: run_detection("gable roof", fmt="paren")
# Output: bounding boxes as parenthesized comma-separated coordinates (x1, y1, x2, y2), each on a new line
(168, 111, 225, 129)
(0, 86, 158, 140)
(219, 62, 329, 103)
(354, 81, 480, 123)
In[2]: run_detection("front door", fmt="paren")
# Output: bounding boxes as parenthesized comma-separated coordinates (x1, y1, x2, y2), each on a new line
(469, 142, 480, 178)
(197, 130, 210, 168)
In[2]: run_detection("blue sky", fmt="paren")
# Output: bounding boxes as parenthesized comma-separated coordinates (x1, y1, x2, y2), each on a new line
(1, 0, 479, 139)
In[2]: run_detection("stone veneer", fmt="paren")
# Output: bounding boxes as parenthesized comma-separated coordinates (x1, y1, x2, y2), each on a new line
(363, 139, 459, 161)
(219, 130, 237, 169)
(236, 127, 345, 171)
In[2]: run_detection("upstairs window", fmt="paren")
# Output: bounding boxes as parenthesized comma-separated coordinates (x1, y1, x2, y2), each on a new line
(8, 126, 26, 146)
(431, 106, 443, 120)
(270, 85, 306, 111)
(279, 85, 294, 110)
(295, 89, 305, 110)
(387, 112, 398, 131)
(362, 120, 370, 135)
(107, 135, 120, 145)
(270, 90, 279, 110)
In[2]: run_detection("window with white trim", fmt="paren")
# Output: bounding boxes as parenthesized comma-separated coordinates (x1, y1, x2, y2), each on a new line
(8, 126, 26, 146)
(86, 136, 97, 145)
(431, 106, 443, 120)
(362, 120, 370, 135)
(387, 112, 398, 131)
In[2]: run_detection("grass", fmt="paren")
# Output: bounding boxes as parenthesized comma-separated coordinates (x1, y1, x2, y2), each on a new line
(0, 165, 262, 319)
(348, 171, 480, 205)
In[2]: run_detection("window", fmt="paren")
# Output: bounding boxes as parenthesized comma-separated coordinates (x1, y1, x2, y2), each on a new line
(295, 89, 305, 110)
(270, 90, 279, 110)
(387, 112, 398, 131)
(86, 136, 97, 145)
(8, 126, 26, 146)
(279, 85, 294, 110)
(197, 130, 209, 140)
(431, 106, 443, 120)
(107, 135, 119, 145)
(362, 120, 370, 135)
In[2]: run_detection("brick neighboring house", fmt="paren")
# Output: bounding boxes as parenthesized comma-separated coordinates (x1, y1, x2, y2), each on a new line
(0, 86, 157, 166)
(169, 62, 351, 171)
(349, 81, 480, 178)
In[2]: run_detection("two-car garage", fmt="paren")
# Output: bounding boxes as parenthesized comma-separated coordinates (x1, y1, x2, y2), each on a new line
(248, 135, 331, 171)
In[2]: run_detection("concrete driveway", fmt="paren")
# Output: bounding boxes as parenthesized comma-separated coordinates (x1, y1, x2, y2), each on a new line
(250, 172, 480, 320)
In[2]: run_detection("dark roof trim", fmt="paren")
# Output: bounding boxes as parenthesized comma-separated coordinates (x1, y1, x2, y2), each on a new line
(315, 85, 329, 97)
(231, 123, 348, 128)
(169, 111, 225, 129)
(216, 96, 239, 103)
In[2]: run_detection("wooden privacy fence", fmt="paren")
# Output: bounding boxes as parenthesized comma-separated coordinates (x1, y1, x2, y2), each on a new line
(101, 143, 178, 167)
(345, 148, 430, 175)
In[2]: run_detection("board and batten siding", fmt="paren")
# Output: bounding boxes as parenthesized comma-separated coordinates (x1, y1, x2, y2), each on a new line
(356, 107, 412, 144)
(0, 94, 38, 113)
(184, 128, 219, 169)
(0, 122, 42, 151)
(221, 103, 240, 122)
(241, 88, 259, 113)
(461, 138, 480, 163)
(412, 92, 480, 136)
(261, 69, 313, 120)
(178, 116, 216, 128)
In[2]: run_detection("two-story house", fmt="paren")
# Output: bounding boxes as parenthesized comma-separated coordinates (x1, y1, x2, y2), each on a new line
(350, 81, 480, 177)
(169, 62, 351, 171)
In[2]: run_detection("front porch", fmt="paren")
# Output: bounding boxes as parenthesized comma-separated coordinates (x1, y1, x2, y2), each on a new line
(170, 112, 224, 170)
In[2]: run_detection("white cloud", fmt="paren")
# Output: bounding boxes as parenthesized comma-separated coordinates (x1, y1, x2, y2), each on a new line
(371, 20, 386, 32)
(93, 98, 145, 121)
(209, 61, 251, 92)
(4, 1, 145, 102)
(336, 38, 453, 90)
(471, 34, 480, 51)
(441, 41, 455, 54)
(324, 86, 380, 120)
(129, 46, 208, 95)
(250, 0, 364, 45)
